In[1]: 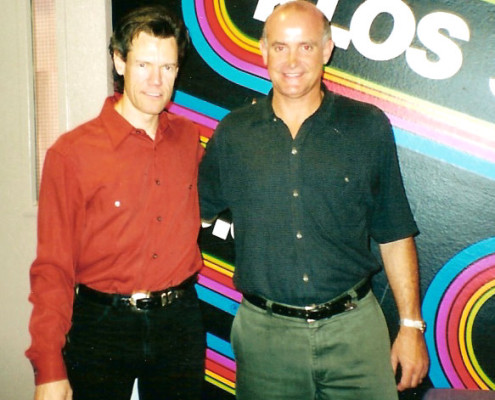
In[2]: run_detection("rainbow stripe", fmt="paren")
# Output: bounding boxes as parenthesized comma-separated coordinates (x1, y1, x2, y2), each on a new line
(423, 237, 495, 389)
(181, 0, 495, 180)
(196, 252, 240, 396)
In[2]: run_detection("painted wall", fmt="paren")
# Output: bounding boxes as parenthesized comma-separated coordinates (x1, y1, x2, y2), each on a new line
(0, 1, 111, 399)
(115, 0, 495, 398)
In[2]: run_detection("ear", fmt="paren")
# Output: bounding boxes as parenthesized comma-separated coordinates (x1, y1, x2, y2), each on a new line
(113, 51, 126, 76)
(322, 39, 334, 65)
(259, 39, 268, 66)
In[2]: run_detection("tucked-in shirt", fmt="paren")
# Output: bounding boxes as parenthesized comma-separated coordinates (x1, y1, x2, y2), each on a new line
(26, 94, 204, 385)
(199, 87, 418, 306)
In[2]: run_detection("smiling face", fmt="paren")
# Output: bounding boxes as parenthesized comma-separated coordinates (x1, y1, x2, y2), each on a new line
(260, 2, 333, 104)
(113, 31, 179, 128)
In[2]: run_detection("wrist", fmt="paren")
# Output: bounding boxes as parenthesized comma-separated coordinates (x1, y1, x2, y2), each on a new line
(399, 318, 426, 333)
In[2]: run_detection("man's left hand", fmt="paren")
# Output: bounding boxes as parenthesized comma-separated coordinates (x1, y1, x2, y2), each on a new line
(391, 326, 429, 391)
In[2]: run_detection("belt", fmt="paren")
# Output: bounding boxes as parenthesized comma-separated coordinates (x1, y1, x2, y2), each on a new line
(243, 280, 371, 322)
(76, 274, 197, 311)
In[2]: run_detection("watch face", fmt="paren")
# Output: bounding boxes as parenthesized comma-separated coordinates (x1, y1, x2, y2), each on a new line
(401, 318, 426, 332)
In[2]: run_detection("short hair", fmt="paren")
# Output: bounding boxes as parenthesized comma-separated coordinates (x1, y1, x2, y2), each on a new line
(261, 0, 332, 44)
(109, 5, 189, 93)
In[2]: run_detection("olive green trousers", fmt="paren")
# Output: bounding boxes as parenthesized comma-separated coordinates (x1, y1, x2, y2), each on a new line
(231, 291, 398, 400)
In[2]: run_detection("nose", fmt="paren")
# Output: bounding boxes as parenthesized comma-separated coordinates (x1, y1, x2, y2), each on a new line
(149, 65, 162, 85)
(287, 49, 298, 68)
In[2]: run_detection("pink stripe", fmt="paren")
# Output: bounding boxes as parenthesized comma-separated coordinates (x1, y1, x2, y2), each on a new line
(195, 0, 269, 79)
(207, 348, 237, 372)
(388, 114, 495, 163)
(168, 103, 219, 129)
(435, 254, 495, 387)
(198, 274, 243, 302)
(327, 81, 495, 163)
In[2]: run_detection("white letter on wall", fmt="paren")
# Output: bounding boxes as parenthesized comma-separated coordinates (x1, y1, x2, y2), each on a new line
(350, 0, 416, 61)
(406, 12, 470, 80)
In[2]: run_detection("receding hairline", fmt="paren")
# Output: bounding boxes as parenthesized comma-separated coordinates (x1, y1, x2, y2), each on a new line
(261, 1, 332, 42)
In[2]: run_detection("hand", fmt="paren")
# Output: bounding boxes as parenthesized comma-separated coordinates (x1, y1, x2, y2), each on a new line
(391, 327, 429, 391)
(34, 379, 72, 400)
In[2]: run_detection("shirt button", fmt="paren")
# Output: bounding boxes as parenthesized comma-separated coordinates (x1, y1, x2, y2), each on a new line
(155, 179, 161, 185)
(296, 231, 303, 239)
(152, 253, 158, 259)
(291, 147, 298, 155)
(156, 216, 162, 222)
(293, 190, 299, 197)
(303, 274, 309, 283)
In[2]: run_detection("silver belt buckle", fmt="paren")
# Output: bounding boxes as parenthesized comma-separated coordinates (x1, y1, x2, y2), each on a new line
(129, 291, 150, 307)
(161, 289, 175, 306)
(305, 304, 317, 323)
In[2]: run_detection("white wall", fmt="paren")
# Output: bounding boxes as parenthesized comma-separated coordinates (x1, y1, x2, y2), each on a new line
(0, 1, 111, 398)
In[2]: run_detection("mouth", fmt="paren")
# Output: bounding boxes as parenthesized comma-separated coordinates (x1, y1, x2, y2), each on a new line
(283, 72, 303, 79)
(144, 92, 163, 98)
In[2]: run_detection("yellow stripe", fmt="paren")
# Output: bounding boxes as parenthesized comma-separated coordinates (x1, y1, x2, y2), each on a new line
(203, 260, 235, 278)
(465, 283, 495, 389)
(217, 0, 260, 53)
(202, 252, 236, 272)
(205, 369, 236, 389)
(458, 281, 495, 389)
(324, 67, 495, 139)
(205, 375, 236, 395)
(214, 0, 260, 54)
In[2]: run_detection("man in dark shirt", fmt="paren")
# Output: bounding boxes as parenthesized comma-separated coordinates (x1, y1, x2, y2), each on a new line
(27, 6, 205, 400)
(199, 1, 429, 399)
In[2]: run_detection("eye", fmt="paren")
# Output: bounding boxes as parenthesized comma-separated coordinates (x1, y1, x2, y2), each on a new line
(138, 62, 147, 68)
(161, 63, 177, 73)
(302, 44, 313, 52)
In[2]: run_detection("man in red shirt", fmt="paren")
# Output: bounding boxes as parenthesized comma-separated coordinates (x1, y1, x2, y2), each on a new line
(26, 5, 205, 400)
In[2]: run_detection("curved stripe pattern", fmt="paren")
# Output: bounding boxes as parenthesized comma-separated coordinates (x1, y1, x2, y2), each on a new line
(423, 238, 495, 389)
(181, 0, 495, 180)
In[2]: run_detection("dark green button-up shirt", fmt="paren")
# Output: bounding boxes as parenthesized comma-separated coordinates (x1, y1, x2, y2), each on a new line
(199, 87, 418, 306)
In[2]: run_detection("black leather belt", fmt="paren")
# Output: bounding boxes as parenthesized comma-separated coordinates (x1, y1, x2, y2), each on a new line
(243, 280, 371, 321)
(76, 274, 197, 311)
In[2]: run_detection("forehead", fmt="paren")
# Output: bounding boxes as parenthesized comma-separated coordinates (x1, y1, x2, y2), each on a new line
(128, 31, 178, 57)
(265, 7, 323, 43)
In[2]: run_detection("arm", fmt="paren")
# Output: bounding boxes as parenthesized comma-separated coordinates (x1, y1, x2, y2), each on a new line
(26, 149, 81, 386)
(34, 380, 72, 400)
(379, 236, 429, 391)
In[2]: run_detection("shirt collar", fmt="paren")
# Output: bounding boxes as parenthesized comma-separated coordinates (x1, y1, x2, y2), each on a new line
(258, 84, 336, 125)
(100, 93, 170, 148)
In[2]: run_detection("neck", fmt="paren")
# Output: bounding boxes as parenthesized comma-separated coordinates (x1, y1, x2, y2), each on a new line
(272, 90, 323, 139)
(114, 97, 159, 140)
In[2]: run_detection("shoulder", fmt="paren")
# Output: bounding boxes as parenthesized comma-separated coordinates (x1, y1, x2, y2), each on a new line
(216, 97, 267, 135)
(49, 115, 103, 157)
(166, 111, 198, 129)
(332, 94, 388, 123)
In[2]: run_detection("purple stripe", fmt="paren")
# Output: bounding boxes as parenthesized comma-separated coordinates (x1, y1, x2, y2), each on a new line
(207, 348, 237, 372)
(198, 274, 243, 302)
(195, 0, 269, 79)
(435, 254, 495, 387)
(168, 103, 218, 129)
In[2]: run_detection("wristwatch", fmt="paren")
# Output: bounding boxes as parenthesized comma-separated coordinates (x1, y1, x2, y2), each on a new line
(400, 318, 427, 333)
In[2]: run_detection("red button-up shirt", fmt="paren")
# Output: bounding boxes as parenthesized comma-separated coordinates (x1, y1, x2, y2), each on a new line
(26, 95, 204, 385)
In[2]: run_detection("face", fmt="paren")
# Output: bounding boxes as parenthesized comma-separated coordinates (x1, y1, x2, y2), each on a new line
(260, 5, 334, 102)
(114, 32, 179, 125)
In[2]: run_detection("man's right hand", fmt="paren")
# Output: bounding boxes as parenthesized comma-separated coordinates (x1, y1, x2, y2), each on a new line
(34, 379, 72, 400)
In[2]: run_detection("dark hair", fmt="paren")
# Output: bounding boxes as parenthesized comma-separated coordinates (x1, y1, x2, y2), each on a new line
(109, 5, 189, 93)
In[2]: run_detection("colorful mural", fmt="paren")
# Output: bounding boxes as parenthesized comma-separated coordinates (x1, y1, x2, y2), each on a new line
(112, 1, 495, 398)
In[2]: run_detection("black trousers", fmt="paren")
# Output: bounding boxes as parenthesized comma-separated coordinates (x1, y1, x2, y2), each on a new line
(63, 284, 205, 400)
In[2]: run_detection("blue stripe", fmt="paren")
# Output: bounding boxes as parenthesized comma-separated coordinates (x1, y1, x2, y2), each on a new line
(181, 0, 272, 94)
(174, 90, 230, 120)
(195, 284, 240, 316)
(394, 127, 495, 181)
(207, 332, 235, 360)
